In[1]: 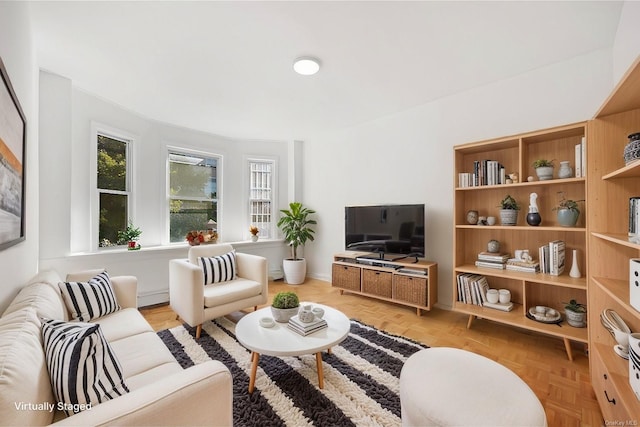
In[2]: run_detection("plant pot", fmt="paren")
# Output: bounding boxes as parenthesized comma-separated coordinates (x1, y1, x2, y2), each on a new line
(565, 309, 586, 328)
(499, 209, 518, 226)
(270, 306, 299, 323)
(251, 235, 258, 242)
(557, 208, 579, 227)
(535, 166, 554, 181)
(283, 258, 306, 285)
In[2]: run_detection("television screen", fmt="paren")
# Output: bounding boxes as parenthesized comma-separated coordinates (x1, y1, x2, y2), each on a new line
(345, 204, 425, 259)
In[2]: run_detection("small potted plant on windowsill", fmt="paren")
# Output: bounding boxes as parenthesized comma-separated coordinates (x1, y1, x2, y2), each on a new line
(553, 191, 584, 227)
(249, 225, 259, 242)
(563, 299, 587, 327)
(532, 159, 555, 181)
(271, 291, 300, 323)
(498, 194, 520, 226)
(117, 221, 142, 250)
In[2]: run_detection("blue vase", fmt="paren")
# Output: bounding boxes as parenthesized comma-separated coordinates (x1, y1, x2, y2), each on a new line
(557, 209, 579, 227)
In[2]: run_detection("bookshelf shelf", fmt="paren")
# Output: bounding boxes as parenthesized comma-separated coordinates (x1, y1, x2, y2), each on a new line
(453, 122, 588, 362)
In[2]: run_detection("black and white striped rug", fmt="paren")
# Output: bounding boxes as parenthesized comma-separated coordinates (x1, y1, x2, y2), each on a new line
(158, 317, 428, 427)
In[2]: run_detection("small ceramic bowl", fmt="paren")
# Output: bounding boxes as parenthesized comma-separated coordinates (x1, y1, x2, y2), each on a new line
(312, 307, 325, 319)
(259, 317, 275, 328)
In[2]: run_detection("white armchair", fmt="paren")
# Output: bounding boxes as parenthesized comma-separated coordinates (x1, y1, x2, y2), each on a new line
(169, 244, 268, 339)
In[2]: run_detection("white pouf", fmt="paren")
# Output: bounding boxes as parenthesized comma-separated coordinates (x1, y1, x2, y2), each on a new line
(400, 348, 547, 427)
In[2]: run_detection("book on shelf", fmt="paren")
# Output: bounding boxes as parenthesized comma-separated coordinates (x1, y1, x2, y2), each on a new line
(581, 136, 586, 177)
(475, 260, 506, 270)
(548, 240, 565, 276)
(538, 244, 550, 274)
(505, 258, 540, 273)
(458, 160, 506, 188)
(483, 301, 514, 312)
(456, 273, 489, 306)
(630, 197, 640, 243)
(477, 252, 510, 262)
(288, 315, 328, 336)
(575, 143, 582, 177)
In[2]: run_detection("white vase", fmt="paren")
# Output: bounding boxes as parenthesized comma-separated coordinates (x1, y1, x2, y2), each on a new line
(251, 235, 258, 242)
(569, 249, 581, 278)
(558, 161, 573, 179)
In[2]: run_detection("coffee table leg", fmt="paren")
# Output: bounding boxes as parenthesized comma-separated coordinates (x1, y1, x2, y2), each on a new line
(249, 352, 260, 393)
(315, 352, 324, 389)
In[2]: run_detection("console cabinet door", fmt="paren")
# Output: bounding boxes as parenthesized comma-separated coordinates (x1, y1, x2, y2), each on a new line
(393, 275, 427, 306)
(362, 269, 393, 298)
(332, 263, 361, 292)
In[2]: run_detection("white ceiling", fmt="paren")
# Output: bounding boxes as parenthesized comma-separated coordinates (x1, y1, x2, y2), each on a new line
(30, 1, 623, 141)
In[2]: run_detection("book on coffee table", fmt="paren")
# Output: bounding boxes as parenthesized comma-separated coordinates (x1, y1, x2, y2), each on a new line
(288, 315, 328, 336)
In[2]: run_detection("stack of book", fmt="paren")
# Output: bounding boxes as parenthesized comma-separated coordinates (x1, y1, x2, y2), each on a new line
(475, 252, 510, 270)
(505, 258, 540, 273)
(629, 197, 640, 244)
(288, 315, 328, 336)
(538, 240, 565, 275)
(456, 273, 489, 306)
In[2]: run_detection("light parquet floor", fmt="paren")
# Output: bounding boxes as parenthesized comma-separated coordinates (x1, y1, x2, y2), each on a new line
(140, 278, 603, 427)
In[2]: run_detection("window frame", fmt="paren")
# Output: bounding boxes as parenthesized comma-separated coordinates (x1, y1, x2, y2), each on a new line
(166, 146, 222, 245)
(90, 122, 136, 250)
(246, 156, 277, 240)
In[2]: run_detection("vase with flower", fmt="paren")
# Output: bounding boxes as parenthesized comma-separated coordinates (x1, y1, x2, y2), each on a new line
(249, 225, 259, 242)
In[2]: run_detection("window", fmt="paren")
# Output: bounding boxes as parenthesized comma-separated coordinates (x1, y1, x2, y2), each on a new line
(168, 149, 219, 243)
(97, 134, 130, 247)
(249, 159, 274, 238)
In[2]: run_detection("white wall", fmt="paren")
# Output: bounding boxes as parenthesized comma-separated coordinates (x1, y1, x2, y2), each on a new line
(0, 3, 39, 313)
(303, 48, 614, 309)
(612, 1, 640, 84)
(38, 72, 291, 306)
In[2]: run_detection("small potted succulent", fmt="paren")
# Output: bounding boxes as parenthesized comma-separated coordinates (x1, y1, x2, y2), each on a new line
(532, 159, 555, 181)
(117, 221, 142, 250)
(498, 194, 520, 226)
(563, 299, 587, 327)
(271, 291, 300, 323)
(553, 191, 584, 227)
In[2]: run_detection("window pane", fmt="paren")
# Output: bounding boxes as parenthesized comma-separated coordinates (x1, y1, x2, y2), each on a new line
(97, 135, 127, 191)
(99, 193, 127, 246)
(249, 161, 273, 238)
(169, 199, 217, 243)
(169, 153, 217, 199)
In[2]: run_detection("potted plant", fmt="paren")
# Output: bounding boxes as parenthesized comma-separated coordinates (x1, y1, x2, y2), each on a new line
(563, 299, 587, 327)
(117, 221, 142, 250)
(271, 291, 300, 323)
(498, 194, 520, 226)
(532, 159, 554, 181)
(553, 192, 584, 227)
(277, 202, 317, 285)
(249, 225, 259, 242)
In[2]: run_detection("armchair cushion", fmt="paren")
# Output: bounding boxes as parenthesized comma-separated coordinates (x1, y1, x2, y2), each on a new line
(41, 319, 129, 416)
(199, 251, 237, 285)
(203, 277, 263, 307)
(59, 271, 120, 321)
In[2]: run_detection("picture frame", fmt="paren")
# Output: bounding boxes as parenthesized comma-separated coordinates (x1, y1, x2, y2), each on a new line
(0, 56, 27, 251)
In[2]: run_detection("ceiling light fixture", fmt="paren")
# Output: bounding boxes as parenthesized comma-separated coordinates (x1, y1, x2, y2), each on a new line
(293, 57, 320, 75)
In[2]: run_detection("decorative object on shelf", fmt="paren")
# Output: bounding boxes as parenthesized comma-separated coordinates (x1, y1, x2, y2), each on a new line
(271, 291, 300, 323)
(486, 289, 499, 304)
(277, 202, 317, 285)
(526, 192, 542, 226)
(185, 229, 218, 246)
(558, 161, 573, 179)
(563, 299, 587, 328)
(528, 306, 562, 323)
(629, 333, 640, 401)
(532, 159, 554, 181)
(298, 304, 315, 323)
(117, 221, 142, 250)
(569, 249, 581, 278)
(601, 308, 632, 359)
(527, 176, 534, 182)
(624, 132, 640, 165)
(466, 210, 479, 225)
(487, 239, 500, 253)
(631, 258, 640, 312)
(486, 216, 496, 226)
(498, 289, 511, 304)
(508, 172, 519, 183)
(553, 191, 583, 227)
(477, 216, 487, 225)
(498, 194, 519, 226)
(249, 225, 259, 242)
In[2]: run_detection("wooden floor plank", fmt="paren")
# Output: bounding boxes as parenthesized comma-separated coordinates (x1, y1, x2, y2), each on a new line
(140, 278, 603, 425)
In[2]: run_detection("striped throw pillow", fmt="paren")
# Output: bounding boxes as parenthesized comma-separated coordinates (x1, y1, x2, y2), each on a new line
(41, 319, 129, 416)
(59, 271, 120, 321)
(199, 251, 237, 285)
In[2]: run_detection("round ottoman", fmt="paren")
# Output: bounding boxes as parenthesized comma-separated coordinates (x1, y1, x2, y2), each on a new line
(400, 348, 547, 426)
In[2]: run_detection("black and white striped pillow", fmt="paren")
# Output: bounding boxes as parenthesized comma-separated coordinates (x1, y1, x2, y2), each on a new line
(59, 271, 120, 321)
(199, 251, 237, 285)
(41, 319, 129, 416)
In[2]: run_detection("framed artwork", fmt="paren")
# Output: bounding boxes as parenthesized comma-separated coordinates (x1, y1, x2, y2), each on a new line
(0, 57, 27, 251)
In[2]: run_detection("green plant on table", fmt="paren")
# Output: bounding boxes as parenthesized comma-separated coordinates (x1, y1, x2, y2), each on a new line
(272, 291, 300, 309)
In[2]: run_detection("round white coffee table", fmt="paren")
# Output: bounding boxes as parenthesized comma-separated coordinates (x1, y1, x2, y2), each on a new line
(236, 303, 350, 393)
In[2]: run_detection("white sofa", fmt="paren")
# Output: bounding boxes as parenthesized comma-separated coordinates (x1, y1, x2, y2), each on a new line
(170, 244, 268, 339)
(0, 269, 233, 426)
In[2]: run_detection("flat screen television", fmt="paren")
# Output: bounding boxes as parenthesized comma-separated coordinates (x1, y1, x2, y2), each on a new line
(345, 204, 425, 261)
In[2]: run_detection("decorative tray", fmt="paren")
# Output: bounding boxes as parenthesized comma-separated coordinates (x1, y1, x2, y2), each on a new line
(527, 306, 562, 324)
